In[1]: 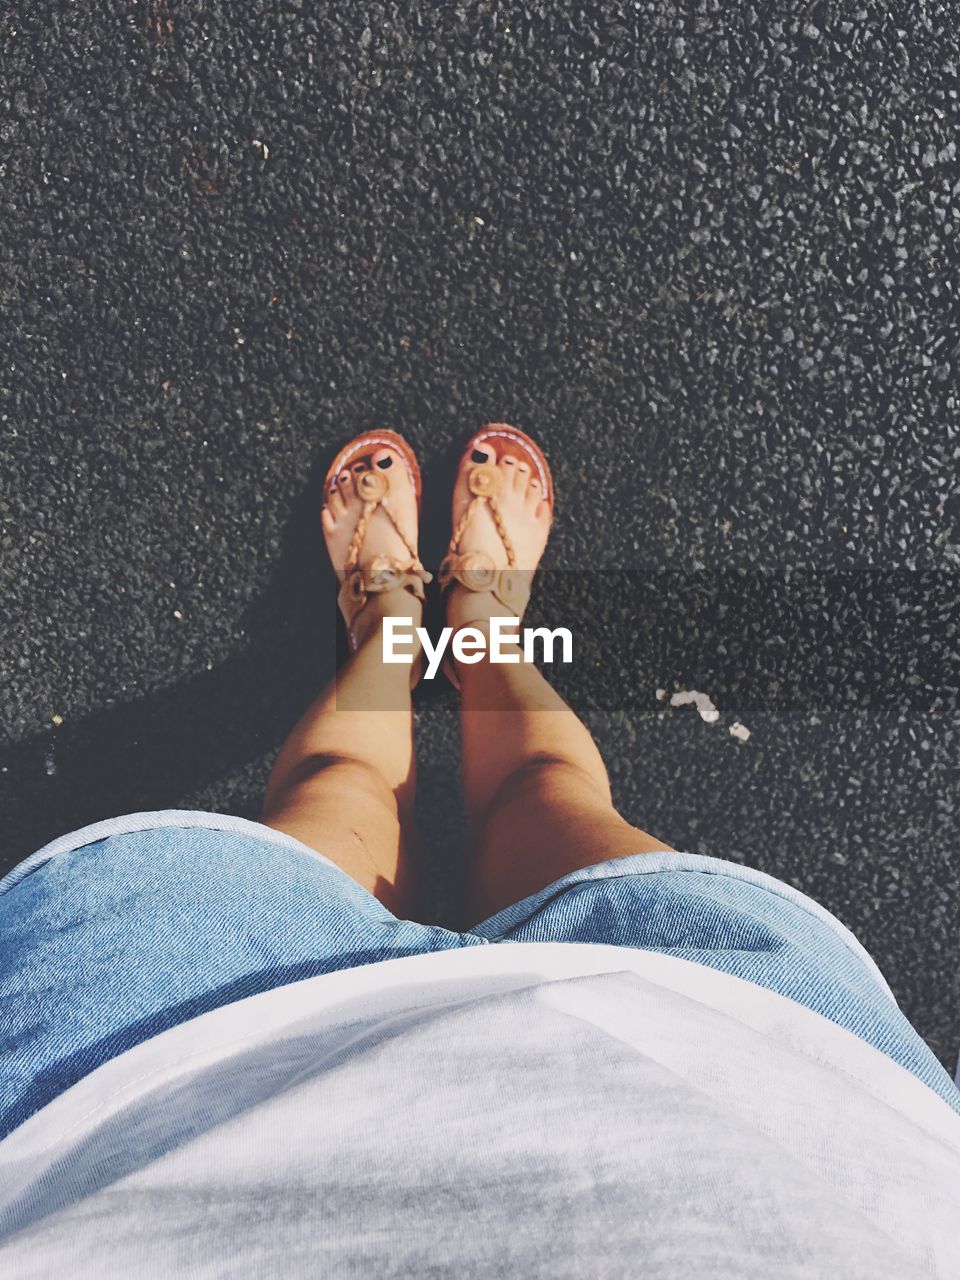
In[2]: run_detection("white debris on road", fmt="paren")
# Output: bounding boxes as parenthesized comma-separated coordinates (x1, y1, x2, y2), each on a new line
(659, 688, 751, 740)
(668, 689, 720, 724)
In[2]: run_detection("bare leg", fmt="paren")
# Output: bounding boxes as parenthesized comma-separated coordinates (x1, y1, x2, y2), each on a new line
(445, 434, 672, 923)
(262, 594, 420, 916)
(262, 442, 425, 918)
(458, 642, 671, 922)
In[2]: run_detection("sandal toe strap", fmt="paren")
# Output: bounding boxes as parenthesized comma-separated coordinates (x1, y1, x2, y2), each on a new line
(438, 550, 531, 615)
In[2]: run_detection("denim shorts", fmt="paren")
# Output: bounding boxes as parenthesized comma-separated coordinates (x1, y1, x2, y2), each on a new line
(1, 809, 956, 1141)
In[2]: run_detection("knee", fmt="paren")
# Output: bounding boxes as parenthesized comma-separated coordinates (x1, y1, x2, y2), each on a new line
(266, 752, 399, 818)
(481, 753, 612, 822)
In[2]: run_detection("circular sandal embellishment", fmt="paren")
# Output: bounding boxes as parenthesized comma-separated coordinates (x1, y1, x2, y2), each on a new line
(461, 567, 494, 591)
(367, 556, 404, 592)
(457, 549, 497, 591)
(459, 549, 496, 572)
(467, 463, 501, 498)
(356, 469, 388, 501)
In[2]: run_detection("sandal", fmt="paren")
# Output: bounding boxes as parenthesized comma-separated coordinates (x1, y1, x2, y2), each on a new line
(439, 423, 554, 683)
(323, 430, 432, 670)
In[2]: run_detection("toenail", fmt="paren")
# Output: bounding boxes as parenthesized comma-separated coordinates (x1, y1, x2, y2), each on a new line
(503, 456, 515, 465)
(376, 455, 393, 469)
(471, 448, 489, 463)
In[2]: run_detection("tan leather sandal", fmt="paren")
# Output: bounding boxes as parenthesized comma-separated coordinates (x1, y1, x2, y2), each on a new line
(439, 423, 554, 683)
(323, 430, 432, 665)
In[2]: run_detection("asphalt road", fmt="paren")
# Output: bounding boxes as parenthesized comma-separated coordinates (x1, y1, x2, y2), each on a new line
(1, 2, 958, 1069)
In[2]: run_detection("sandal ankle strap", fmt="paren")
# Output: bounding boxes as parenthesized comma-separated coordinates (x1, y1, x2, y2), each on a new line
(338, 557, 432, 651)
(438, 550, 531, 616)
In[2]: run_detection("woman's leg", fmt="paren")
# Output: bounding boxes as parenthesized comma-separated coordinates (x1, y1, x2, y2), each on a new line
(262, 595, 420, 916)
(262, 442, 425, 917)
(445, 436, 671, 923)
(457, 642, 672, 922)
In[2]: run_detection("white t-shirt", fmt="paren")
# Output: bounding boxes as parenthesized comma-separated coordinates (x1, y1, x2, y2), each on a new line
(1, 942, 958, 1278)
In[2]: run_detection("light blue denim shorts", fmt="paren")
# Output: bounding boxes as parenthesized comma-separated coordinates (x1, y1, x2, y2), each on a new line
(1, 809, 956, 1140)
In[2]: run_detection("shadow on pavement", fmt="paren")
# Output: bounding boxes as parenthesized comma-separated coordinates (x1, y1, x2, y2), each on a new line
(0, 454, 339, 879)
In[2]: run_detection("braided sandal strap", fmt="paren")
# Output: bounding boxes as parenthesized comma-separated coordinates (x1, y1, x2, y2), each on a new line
(345, 469, 420, 569)
(441, 461, 531, 616)
(338, 468, 431, 650)
(447, 463, 517, 566)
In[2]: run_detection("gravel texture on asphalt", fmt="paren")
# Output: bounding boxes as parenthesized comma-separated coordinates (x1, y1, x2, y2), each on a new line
(1, 2, 958, 1069)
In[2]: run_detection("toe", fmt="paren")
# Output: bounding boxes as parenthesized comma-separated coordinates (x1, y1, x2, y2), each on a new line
(512, 460, 531, 491)
(329, 485, 348, 516)
(371, 445, 401, 475)
(371, 446, 417, 513)
(321, 505, 338, 532)
(468, 440, 497, 467)
(458, 439, 497, 498)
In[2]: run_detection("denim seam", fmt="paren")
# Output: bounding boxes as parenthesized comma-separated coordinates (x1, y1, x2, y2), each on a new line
(2, 819, 891, 998)
(475, 857, 895, 1000)
(0, 811, 344, 898)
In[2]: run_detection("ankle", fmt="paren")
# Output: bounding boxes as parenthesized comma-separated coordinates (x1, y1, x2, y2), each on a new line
(352, 589, 424, 652)
(448, 613, 526, 681)
(445, 584, 516, 634)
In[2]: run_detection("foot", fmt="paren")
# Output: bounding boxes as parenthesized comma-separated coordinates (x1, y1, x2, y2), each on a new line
(445, 432, 551, 632)
(322, 442, 424, 647)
